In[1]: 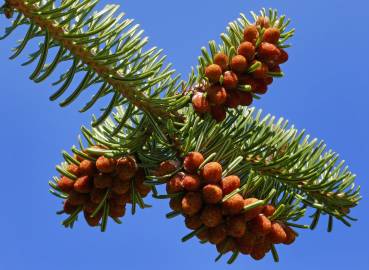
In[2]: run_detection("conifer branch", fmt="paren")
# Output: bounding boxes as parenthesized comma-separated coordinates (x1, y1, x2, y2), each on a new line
(1, 2, 361, 264)
(2, 0, 187, 122)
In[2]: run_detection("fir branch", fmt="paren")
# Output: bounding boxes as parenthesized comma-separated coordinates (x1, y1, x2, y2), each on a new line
(2, 0, 187, 122)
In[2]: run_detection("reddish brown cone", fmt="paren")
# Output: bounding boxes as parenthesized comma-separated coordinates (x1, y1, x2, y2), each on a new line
(183, 152, 204, 173)
(96, 156, 116, 173)
(244, 25, 259, 44)
(205, 64, 222, 82)
(230, 55, 248, 73)
(221, 175, 240, 195)
(201, 162, 223, 184)
(192, 92, 210, 113)
(183, 174, 201, 191)
(222, 194, 244, 215)
(202, 184, 223, 204)
(238, 41, 255, 60)
(214, 53, 229, 70)
(182, 192, 203, 216)
(58, 176, 75, 193)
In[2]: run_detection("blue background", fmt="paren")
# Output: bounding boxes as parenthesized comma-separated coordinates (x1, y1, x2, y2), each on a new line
(0, 0, 368, 269)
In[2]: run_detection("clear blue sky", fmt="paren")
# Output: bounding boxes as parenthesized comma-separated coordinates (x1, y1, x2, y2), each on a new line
(0, 0, 368, 269)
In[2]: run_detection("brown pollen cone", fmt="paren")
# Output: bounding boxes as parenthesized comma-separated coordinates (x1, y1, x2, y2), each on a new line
(250, 247, 266, 261)
(202, 184, 223, 204)
(283, 225, 297, 245)
(216, 238, 236, 254)
(63, 199, 78, 214)
(205, 64, 222, 83)
(277, 49, 289, 64)
(258, 42, 281, 62)
(208, 224, 227, 245)
(264, 76, 273, 85)
(252, 62, 269, 79)
(244, 25, 259, 44)
(222, 71, 239, 89)
(183, 152, 204, 173)
(222, 193, 244, 215)
(248, 214, 272, 235)
(238, 41, 255, 60)
(83, 200, 98, 214)
(210, 105, 227, 123)
(67, 163, 80, 177)
(252, 79, 268, 95)
(196, 229, 209, 241)
(79, 160, 97, 176)
(263, 205, 276, 217)
(239, 74, 256, 87)
(201, 162, 223, 184)
(109, 192, 131, 206)
(269, 222, 287, 244)
(111, 178, 130, 195)
(166, 172, 184, 194)
(243, 198, 264, 221)
(109, 204, 126, 218)
(225, 91, 241, 108)
(192, 92, 210, 113)
(182, 192, 203, 216)
(230, 55, 248, 73)
(156, 160, 179, 177)
(200, 205, 223, 228)
(214, 52, 229, 70)
(221, 175, 240, 195)
(58, 176, 75, 193)
(84, 210, 102, 227)
(96, 156, 116, 173)
(262, 27, 280, 44)
(207, 85, 227, 105)
(74, 176, 93, 193)
(93, 173, 113, 189)
(116, 156, 137, 181)
(169, 197, 183, 212)
(185, 214, 203, 230)
(238, 91, 253, 106)
(90, 188, 106, 204)
(226, 215, 247, 237)
(68, 191, 88, 206)
(183, 174, 201, 191)
(236, 233, 256, 255)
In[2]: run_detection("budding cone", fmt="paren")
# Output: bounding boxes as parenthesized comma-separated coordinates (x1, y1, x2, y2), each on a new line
(262, 27, 280, 44)
(244, 25, 259, 44)
(214, 53, 229, 70)
(183, 174, 201, 191)
(183, 152, 204, 173)
(182, 192, 203, 216)
(192, 92, 210, 113)
(200, 205, 223, 228)
(202, 162, 223, 184)
(208, 224, 227, 245)
(226, 215, 247, 237)
(221, 175, 240, 195)
(205, 64, 222, 82)
(238, 41, 255, 60)
(202, 184, 223, 204)
(222, 194, 244, 215)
